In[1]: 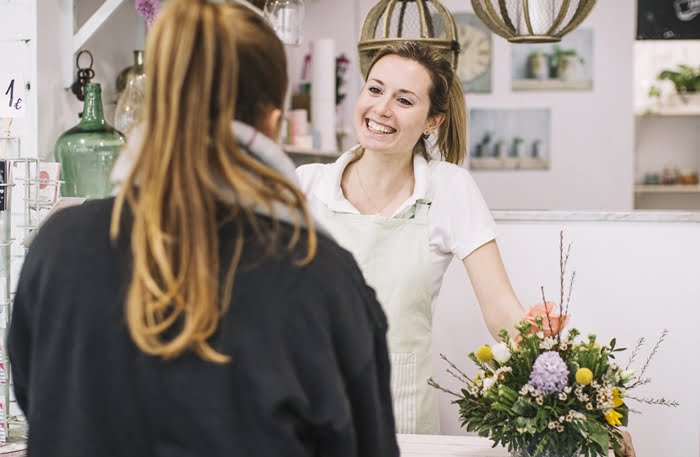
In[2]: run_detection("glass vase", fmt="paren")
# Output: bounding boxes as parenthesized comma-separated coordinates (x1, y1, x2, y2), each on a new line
(114, 50, 146, 137)
(512, 448, 577, 457)
(55, 83, 125, 199)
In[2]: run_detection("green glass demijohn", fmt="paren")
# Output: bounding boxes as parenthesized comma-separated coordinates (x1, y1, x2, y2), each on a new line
(55, 83, 125, 199)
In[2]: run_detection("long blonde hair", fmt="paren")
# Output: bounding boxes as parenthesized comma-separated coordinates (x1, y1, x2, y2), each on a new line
(366, 42, 468, 164)
(110, 0, 316, 363)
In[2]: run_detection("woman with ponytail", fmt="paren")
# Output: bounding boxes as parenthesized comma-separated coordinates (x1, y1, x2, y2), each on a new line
(8, 1, 398, 456)
(297, 41, 524, 435)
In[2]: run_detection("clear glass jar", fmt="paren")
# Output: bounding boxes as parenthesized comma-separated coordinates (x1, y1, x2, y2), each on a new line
(264, 0, 305, 46)
(114, 50, 146, 137)
(55, 83, 125, 199)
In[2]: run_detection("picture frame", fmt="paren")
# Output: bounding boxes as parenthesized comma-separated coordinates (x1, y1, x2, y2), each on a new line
(453, 12, 492, 93)
(511, 29, 594, 91)
(469, 108, 550, 171)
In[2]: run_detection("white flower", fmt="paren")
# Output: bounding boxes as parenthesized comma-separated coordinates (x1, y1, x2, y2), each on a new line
(539, 337, 557, 350)
(620, 369, 636, 383)
(482, 376, 497, 392)
(492, 342, 511, 364)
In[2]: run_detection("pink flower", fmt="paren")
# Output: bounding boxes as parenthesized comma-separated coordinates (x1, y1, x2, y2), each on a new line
(135, 0, 161, 26)
(525, 301, 569, 337)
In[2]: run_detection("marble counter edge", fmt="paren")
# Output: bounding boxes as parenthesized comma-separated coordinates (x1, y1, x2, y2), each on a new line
(492, 210, 700, 223)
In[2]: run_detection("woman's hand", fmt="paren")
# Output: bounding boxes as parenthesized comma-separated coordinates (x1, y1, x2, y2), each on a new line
(615, 430, 636, 457)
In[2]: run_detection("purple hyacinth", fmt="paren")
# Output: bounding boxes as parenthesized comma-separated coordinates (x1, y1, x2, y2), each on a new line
(528, 351, 569, 394)
(135, 0, 161, 26)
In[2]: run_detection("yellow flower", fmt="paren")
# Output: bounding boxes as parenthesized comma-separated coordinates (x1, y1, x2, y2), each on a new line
(575, 367, 593, 385)
(593, 342, 601, 350)
(612, 388, 624, 408)
(475, 345, 493, 363)
(605, 409, 623, 426)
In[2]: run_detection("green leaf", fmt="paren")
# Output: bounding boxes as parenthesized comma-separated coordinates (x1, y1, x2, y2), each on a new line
(512, 397, 537, 417)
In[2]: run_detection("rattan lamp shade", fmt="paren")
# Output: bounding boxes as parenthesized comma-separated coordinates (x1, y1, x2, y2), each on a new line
(358, 0, 460, 77)
(471, 0, 596, 43)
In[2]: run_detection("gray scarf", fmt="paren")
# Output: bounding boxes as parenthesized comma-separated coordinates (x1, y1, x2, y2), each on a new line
(110, 121, 325, 235)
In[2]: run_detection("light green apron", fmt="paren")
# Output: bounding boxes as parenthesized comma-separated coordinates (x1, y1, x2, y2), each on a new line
(316, 201, 439, 434)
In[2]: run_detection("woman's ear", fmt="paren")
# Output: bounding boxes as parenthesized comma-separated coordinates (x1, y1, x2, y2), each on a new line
(426, 113, 445, 135)
(259, 107, 283, 140)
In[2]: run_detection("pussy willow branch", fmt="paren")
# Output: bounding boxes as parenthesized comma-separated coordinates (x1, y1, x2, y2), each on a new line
(439, 353, 474, 384)
(564, 270, 576, 318)
(427, 378, 462, 398)
(447, 369, 469, 385)
(540, 286, 556, 341)
(629, 329, 668, 388)
(627, 395, 679, 407)
(625, 337, 645, 371)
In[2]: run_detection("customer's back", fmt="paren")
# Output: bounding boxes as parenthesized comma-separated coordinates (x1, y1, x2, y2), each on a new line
(7, 1, 398, 456)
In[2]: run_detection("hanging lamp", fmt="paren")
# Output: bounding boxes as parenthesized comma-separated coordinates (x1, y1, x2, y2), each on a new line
(358, 0, 460, 77)
(470, 0, 596, 43)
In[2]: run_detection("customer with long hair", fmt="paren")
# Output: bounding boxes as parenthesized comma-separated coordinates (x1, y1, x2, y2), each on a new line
(8, 1, 398, 456)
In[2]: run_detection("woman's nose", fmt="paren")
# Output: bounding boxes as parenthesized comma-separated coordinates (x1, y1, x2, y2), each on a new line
(372, 96, 392, 117)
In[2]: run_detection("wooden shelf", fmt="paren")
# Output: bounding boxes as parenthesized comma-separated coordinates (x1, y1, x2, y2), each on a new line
(635, 184, 700, 194)
(635, 108, 700, 117)
(512, 79, 592, 91)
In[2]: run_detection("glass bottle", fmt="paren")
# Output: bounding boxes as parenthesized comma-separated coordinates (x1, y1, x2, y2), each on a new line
(114, 50, 146, 137)
(55, 83, 125, 199)
(263, 0, 305, 46)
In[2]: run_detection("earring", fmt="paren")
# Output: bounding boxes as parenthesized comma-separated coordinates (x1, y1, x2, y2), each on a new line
(422, 132, 430, 139)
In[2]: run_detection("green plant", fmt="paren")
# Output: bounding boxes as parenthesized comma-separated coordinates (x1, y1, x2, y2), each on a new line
(657, 64, 700, 97)
(548, 46, 584, 75)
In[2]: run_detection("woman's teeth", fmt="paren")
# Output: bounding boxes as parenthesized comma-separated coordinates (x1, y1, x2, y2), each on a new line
(367, 119, 396, 134)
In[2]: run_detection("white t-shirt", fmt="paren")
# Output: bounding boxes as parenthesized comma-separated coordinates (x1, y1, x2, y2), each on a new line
(296, 148, 497, 305)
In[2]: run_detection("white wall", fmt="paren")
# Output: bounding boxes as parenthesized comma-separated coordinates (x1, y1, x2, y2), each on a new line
(297, 0, 636, 211)
(433, 218, 700, 457)
(0, 0, 37, 158)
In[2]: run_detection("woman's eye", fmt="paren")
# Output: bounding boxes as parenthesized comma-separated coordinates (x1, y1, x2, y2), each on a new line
(368, 86, 381, 94)
(397, 97, 413, 106)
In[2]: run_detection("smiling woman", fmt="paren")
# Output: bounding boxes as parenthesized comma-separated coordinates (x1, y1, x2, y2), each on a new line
(297, 41, 525, 435)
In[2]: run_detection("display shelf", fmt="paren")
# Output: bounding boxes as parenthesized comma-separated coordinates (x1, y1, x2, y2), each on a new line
(635, 184, 700, 194)
(635, 108, 700, 117)
(512, 79, 592, 91)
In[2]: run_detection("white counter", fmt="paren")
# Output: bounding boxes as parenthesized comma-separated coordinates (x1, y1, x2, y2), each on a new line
(492, 210, 700, 223)
(397, 434, 614, 456)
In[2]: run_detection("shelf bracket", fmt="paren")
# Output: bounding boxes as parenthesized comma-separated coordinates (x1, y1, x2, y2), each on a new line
(73, 0, 125, 53)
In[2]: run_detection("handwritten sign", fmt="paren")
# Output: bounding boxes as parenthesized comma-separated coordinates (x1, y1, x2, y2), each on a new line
(0, 73, 26, 118)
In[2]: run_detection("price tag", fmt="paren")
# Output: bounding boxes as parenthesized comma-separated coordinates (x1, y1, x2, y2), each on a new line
(0, 73, 26, 118)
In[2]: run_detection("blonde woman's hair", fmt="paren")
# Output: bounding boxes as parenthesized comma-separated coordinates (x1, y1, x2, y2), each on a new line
(110, 0, 316, 363)
(366, 42, 467, 164)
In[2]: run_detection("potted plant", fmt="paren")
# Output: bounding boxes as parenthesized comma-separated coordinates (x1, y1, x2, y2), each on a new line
(511, 137, 525, 158)
(527, 51, 548, 80)
(548, 46, 584, 80)
(656, 64, 700, 105)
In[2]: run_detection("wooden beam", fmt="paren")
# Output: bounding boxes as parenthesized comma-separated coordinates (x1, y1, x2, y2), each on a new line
(72, 0, 124, 53)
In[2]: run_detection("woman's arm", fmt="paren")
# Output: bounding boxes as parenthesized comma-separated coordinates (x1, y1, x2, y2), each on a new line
(462, 240, 524, 339)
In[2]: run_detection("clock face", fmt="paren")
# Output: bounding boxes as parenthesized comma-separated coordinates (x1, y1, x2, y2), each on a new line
(457, 24, 492, 83)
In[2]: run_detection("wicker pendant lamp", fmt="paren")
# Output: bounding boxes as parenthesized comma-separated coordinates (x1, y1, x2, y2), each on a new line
(358, 0, 460, 77)
(471, 0, 596, 43)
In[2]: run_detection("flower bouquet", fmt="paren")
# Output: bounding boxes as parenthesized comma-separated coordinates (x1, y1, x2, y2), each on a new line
(429, 233, 677, 457)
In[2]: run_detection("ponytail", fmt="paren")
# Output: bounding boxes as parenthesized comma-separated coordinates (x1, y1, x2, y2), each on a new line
(436, 75, 467, 164)
(111, 0, 316, 364)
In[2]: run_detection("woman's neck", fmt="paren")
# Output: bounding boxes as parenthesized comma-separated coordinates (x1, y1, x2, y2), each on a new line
(355, 149, 414, 193)
(341, 148, 415, 216)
